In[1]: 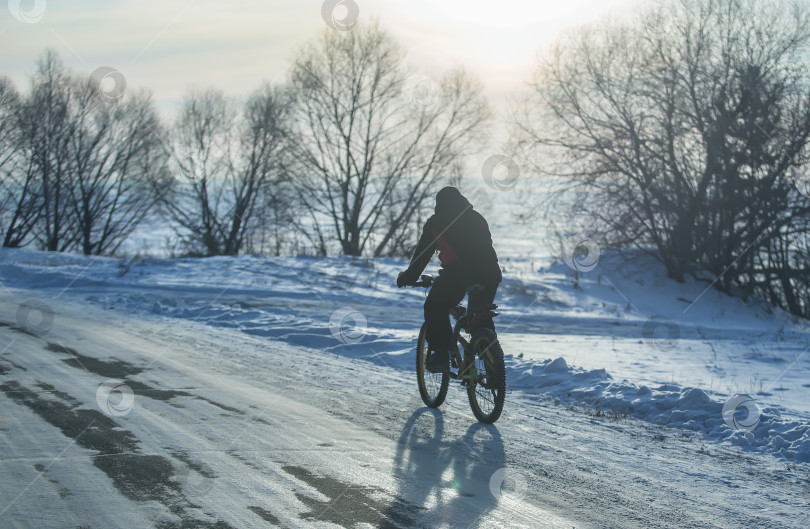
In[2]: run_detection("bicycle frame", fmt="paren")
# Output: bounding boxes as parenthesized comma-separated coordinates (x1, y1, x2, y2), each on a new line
(412, 274, 499, 383)
(452, 316, 496, 381)
(451, 299, 499, 384)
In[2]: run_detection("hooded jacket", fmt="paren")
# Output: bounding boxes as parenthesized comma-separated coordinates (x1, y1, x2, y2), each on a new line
(402, 187, 501, 285)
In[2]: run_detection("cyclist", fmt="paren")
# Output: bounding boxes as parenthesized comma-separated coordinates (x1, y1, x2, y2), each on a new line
(397, 186, 502, 373)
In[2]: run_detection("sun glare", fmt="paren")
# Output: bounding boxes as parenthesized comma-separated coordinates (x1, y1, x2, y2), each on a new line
(430, 0, 638, 29)
(379, 0, 641, 97)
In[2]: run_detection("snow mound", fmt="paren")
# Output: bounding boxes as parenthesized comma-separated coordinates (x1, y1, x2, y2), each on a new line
(510, 355, 810, 463)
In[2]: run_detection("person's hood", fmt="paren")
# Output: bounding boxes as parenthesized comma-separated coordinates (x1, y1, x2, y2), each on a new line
(434, 186, 471, 217)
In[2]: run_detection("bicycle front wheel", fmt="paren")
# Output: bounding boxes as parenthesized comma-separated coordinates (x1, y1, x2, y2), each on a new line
(416, 323, 449, 408)
(467, 329, 506, 423)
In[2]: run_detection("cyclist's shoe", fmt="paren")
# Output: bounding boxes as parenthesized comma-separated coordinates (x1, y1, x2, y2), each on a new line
(426, 348, 450, 373)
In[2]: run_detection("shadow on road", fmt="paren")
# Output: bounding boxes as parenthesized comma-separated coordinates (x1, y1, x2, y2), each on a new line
(381, 407, 505, 528)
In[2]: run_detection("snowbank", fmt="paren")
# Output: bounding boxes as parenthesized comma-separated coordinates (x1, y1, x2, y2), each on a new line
(510, 355, 810, 463)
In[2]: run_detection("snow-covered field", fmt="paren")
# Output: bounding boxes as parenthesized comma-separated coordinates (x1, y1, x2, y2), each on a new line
(2, 200, 810, 526)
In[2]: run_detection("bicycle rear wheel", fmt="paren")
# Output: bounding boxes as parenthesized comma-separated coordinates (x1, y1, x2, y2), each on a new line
(467, 329, 506, 423)
(416, 323, 449, 408)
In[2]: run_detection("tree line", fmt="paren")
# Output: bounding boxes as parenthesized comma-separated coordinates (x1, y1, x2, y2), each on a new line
(513, 0, 810, 318)
(0, 22, 490, 258)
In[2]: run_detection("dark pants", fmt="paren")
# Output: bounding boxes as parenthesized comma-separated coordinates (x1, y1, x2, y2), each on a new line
(424, 273, 498, 351)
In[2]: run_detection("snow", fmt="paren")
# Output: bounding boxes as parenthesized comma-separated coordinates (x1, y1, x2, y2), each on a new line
(2, 241, 809, 468)
(2, 243, 810, 527)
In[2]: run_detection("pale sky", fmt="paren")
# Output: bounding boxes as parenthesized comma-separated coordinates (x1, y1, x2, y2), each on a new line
(3, 0, 643, 120)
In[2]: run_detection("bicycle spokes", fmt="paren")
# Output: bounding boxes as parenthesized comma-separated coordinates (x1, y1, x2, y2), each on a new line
(416, 324, 449, 408)
(465, 330, 506, 424)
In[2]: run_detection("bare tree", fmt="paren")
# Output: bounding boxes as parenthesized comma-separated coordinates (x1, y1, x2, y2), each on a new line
(19, 51, 77, 252)
(167, 85, 291, 256)
(9, 51, 170, 255)
(288, 22, 490, 257)
(0, 77, 42, 248)
(0, 78, 17, 173)
(65, 81, 170, 255)
(513, 0, 810, 316)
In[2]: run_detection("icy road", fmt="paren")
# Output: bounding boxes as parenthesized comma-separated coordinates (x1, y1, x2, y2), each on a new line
(1, 292, 808, 529)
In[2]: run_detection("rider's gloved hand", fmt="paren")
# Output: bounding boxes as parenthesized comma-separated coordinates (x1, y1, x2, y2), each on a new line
(396, 271, 409, 288)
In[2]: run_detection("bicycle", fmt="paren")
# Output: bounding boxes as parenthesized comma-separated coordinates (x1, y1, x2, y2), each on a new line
(411, 274, 506, 424)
